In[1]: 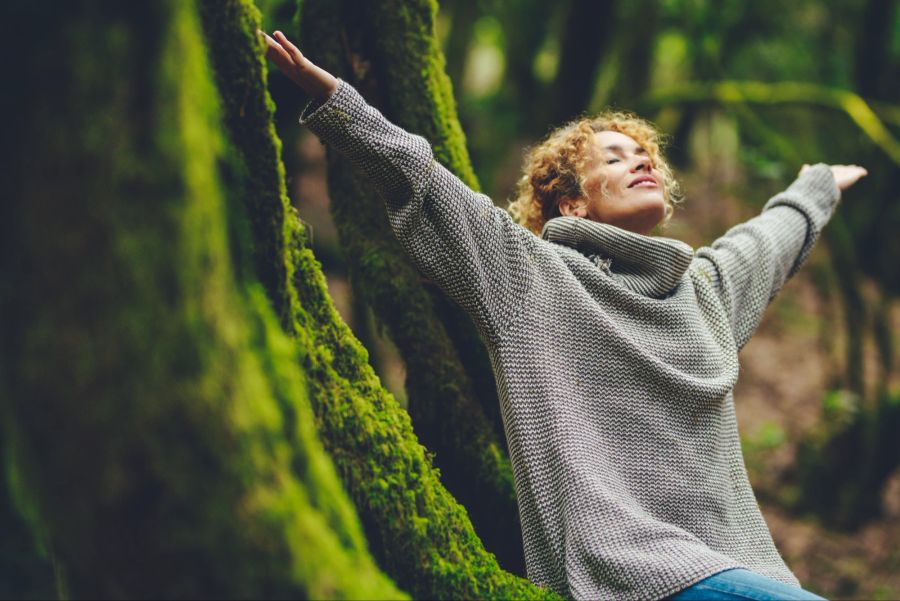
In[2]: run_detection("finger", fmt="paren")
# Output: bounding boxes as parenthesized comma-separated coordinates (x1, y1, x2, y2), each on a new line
(264, 33, 295, 70)
(264, 33, 292, 62)
(273, 30, 304, 64)
(274, 30, 306, 65)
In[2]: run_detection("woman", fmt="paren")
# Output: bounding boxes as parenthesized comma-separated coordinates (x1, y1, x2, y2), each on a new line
(264, 30, 866, 601)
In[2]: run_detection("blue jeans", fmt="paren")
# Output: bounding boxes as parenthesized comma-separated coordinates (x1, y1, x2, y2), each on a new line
(669, 568, 828, 600)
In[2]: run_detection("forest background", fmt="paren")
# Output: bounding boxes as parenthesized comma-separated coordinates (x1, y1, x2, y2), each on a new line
(2, 0, 898, 599)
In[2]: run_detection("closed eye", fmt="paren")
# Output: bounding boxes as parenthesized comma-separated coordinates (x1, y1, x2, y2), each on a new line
(606, 158, 620, 164)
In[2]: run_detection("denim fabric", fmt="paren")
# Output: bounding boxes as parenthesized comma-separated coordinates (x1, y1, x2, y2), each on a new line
(670, 568, 828, 600)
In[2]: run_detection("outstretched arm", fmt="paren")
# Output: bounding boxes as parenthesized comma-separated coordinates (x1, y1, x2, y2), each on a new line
(694, 163, 866, 349)
(263, 31, 537, 341)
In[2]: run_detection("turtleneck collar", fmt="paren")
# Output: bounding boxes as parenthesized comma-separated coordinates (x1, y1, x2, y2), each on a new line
(540, 216, 695, 298)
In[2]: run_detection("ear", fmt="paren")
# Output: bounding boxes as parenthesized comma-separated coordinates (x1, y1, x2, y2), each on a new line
(559, 198, 588, 218)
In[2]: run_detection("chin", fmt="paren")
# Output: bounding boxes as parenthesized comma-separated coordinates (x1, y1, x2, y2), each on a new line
(634, 200, 667, 234)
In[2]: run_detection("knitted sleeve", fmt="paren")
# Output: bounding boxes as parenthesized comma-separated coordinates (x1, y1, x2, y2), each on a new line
(694, 164, 840, 349)
(299, 79, 535, 340)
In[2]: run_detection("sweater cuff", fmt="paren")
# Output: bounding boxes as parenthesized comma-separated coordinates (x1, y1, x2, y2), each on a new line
(298, 78, 360, 149)
(761, 163, 840, 278)
(761, 163, 840, 231)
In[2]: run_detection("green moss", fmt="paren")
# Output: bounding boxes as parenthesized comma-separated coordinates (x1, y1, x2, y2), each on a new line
(365, 0, 479, 189)
(300, 0, 527, 577)
(1, 1, 401, 597)
(359, 1, 507, 446)
(196, 0, 555, 595)
(198, 0, 307, 333)
(291, 240, 551, 599)
(324, 160, 523, 569)
(198, 0, 391, 561)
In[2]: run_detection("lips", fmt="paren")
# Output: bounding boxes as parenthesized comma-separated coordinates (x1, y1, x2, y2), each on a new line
(628, 175, 658, 188)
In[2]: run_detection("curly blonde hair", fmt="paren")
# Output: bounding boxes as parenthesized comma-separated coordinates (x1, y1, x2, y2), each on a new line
(507, 111, 682, 235)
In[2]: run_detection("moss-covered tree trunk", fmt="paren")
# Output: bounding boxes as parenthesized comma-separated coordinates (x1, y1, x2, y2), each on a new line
(300, 0, 527, 575)
(0, 1, 401, 597)
(197, 0, 554, 597)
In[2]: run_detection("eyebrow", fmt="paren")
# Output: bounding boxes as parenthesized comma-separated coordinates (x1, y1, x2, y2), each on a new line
(602, 144, 647, 154)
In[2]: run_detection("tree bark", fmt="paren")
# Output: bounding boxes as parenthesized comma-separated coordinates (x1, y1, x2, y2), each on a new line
(1, 1, 401, 597)
(200, 0, 551, 596)
(300, 0, 528, 576)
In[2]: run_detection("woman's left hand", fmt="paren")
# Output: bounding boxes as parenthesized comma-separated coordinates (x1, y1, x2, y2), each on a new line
(799, 164, 868, 191)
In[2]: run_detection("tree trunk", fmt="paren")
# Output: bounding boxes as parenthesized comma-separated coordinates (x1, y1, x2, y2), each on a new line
(442, 0, 482, 98)
(1, 1, 401, 597)
(200, 0, 551, 596)
(544, 0, 616, 127)
(300, 0, 528, 576)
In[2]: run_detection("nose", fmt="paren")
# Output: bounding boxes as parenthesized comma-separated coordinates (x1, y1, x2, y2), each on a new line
(631, 155, 652, 172)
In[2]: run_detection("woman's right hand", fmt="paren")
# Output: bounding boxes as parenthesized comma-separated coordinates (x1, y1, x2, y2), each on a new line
(261, 30, 338, 101)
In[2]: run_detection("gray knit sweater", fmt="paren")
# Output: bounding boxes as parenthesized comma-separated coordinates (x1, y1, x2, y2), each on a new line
(301, 80, 841, 601)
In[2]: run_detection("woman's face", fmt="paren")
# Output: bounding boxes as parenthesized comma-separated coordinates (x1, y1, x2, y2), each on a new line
(560, 130, 666, 235)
